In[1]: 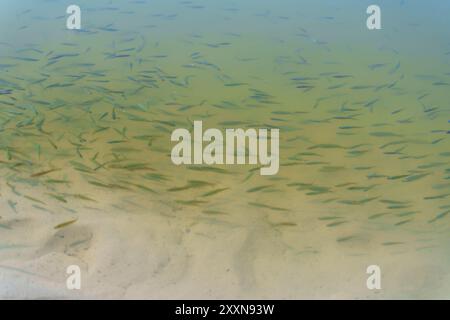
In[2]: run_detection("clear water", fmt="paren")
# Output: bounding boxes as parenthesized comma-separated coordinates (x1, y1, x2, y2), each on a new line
(0, 0, 449, 298)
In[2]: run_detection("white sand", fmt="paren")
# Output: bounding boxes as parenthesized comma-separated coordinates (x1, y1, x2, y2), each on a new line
(1, 183, 449, 299)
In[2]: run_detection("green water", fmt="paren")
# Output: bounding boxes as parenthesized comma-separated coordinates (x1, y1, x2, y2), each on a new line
(0, 0, 449, 298)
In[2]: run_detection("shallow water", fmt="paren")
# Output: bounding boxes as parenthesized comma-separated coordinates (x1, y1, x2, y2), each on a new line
(0, 0, 449, 299)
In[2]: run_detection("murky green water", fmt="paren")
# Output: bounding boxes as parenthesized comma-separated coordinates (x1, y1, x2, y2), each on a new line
(1, 0, 449, 298)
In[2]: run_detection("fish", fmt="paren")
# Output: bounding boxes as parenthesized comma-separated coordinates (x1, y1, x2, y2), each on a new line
(54, 219, 78, 229)
(30, 168, 60, 178)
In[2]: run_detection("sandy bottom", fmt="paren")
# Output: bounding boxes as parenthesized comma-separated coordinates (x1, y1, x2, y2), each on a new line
(1, 190, 449, 300)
